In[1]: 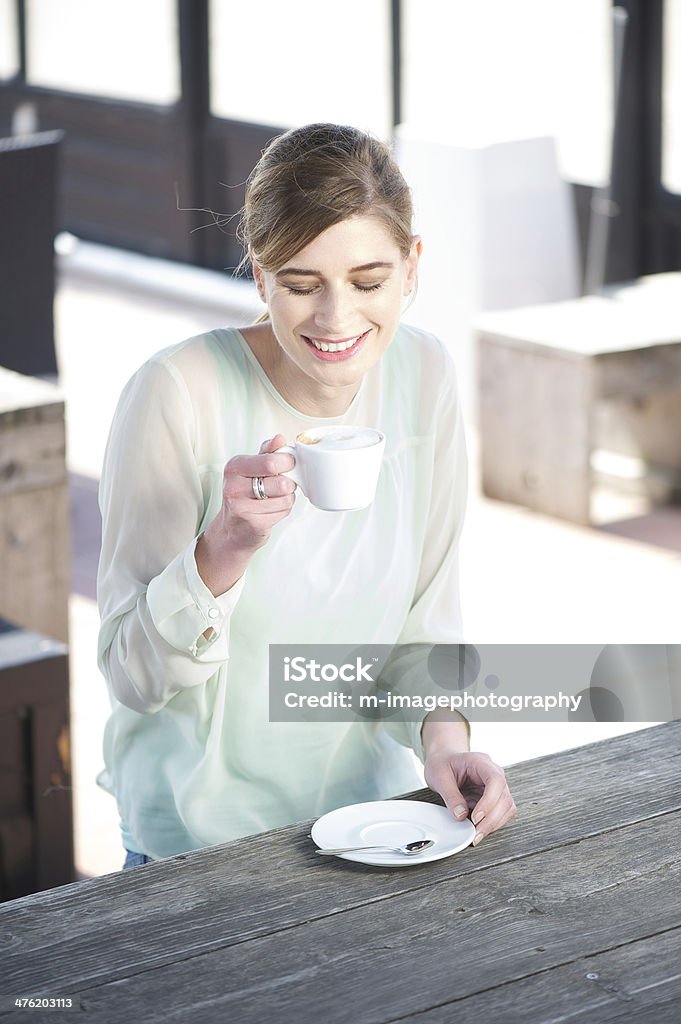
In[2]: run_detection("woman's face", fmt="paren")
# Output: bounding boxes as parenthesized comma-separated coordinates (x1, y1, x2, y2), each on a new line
(252, 215, 421, 404)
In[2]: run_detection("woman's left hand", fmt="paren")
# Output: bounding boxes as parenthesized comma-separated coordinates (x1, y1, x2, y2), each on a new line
(423, 741, 517, 847)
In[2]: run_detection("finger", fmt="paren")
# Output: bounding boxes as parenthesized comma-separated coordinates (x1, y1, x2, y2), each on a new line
(228, 451, 295, 478)
(237, 474, 298, 500)
(259, 433, 288, 454)
(248, 506, 296, 526)
(249, 495, 296, 514)
(230, 493, 295, 516)
(424, 761, 470, 821)
(472, 794, 517, 846)
(466, 759, 510, 827)
(260, 476, 297, 498)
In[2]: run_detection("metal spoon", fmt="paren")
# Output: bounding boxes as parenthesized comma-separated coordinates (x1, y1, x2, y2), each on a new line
(316, 839, 434, 857)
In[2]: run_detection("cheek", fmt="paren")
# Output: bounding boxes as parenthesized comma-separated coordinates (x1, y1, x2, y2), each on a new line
(371, 289, 403, 321)
(269, 294, 303, 324)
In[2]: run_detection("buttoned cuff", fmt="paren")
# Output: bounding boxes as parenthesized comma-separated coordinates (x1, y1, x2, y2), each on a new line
(146, 537, 245, 659)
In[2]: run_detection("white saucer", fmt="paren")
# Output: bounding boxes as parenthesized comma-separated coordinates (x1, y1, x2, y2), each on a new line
(311, 800, 476, 867)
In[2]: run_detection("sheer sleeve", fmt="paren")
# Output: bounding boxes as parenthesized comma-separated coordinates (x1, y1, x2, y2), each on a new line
(97, 356, 243, 714)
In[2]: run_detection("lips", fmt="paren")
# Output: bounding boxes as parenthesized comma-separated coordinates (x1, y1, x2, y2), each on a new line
(302, 330, 370, 362)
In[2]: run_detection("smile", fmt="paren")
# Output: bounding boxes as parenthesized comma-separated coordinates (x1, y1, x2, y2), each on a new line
(303, 330, 371, 361)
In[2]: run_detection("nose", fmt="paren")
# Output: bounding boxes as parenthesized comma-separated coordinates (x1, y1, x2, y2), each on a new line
(312, 286, 356, 336)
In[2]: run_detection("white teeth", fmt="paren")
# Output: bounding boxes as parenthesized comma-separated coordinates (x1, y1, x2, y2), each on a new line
(308, 332, 366, 353)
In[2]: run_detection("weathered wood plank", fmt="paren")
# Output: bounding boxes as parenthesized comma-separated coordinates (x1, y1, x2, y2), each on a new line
(598, 345, 681, 401)
(477, 273, 681, 523)
(0, 368, 69, 642)
(0, 629, 73, 899)
(1, 724, 678, 997)
(0, 408, 66, 496)
(0, 370, 64, 418)
(476, 275, 681, 357)
(0, 483, 70, 643)
(479, 336, 594, 523)
(14, 809, 680, 1024)
(406, 925, 681, 1024)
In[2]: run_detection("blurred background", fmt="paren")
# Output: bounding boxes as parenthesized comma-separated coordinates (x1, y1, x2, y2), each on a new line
(0, 0, 679, 893)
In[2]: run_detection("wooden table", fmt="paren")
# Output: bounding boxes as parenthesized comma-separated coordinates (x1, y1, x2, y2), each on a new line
(2, 722, 680, 1022)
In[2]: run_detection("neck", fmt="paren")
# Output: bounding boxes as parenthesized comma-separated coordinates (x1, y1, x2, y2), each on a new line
(275, 359, 359, 417)
(240, 324, 361, 418)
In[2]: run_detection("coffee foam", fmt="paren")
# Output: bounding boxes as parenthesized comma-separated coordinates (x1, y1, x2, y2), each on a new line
(297, 427, 380, 451)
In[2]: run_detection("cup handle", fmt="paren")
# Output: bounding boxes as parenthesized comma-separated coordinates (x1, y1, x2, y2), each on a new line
(274, 444, 304, 493)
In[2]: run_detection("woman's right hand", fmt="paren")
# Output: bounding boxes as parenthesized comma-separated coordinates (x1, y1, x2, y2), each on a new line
(195, 433, 296, 596)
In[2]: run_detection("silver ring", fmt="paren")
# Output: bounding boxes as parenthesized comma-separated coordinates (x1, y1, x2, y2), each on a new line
(252, 476, 267, 500)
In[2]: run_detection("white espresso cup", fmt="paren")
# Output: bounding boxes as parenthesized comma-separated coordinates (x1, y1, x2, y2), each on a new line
(275, 426, 385, 511)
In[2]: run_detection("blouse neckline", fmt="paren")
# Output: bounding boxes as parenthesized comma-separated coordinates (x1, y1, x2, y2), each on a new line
(227, 327, 367, 423)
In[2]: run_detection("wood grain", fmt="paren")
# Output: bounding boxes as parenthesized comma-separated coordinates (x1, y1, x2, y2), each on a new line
(479, 336, 594, 524)
(0, 370, 69, 643)
(0, 628, 73, 900)
(19, 805, 680, 1024)
(1, 722, 678, 1018)
(408, 925, 681, 1024)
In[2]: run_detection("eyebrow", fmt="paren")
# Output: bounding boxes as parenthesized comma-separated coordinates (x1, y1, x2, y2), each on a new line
(275, 261, 395, 278)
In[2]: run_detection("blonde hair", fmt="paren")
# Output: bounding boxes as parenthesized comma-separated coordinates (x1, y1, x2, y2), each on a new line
(237, 124, 414, 323)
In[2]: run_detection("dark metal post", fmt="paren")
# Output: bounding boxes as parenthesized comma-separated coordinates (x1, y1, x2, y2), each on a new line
(0, 131, 63, 376)
(584, 6, 630, 292)
(176, 0, 210, 263)
(640, 0, 674, 273)
(16, 0, 27, 82)
(391, 0, 402, 131)
(598, 0, 644, 283)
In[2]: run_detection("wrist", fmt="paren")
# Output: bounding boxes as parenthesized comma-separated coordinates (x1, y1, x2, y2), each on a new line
(421, 710, 470, 757)
(195, 526, 251, 598)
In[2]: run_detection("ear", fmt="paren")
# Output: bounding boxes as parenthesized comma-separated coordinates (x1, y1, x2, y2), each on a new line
(250, 252, 267, 303)
(403, 235, 422, 295)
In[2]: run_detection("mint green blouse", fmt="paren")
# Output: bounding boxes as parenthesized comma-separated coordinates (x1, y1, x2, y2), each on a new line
(96, 323, 467, 858)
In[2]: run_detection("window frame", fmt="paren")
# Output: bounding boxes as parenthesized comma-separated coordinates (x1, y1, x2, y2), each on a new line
(0, 0, 678, 276)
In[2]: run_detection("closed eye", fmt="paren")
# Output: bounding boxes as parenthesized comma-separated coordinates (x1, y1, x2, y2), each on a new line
(355, 282, 386, 293)
(284, 285, 319, 295)
(285, 281, 386, 296)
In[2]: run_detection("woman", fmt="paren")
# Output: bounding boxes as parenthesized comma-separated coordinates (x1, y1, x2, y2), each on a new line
(96, 123, 516, 867)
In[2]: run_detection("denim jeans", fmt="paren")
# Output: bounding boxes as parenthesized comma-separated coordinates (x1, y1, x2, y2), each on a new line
(123, 849, 154, 870)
